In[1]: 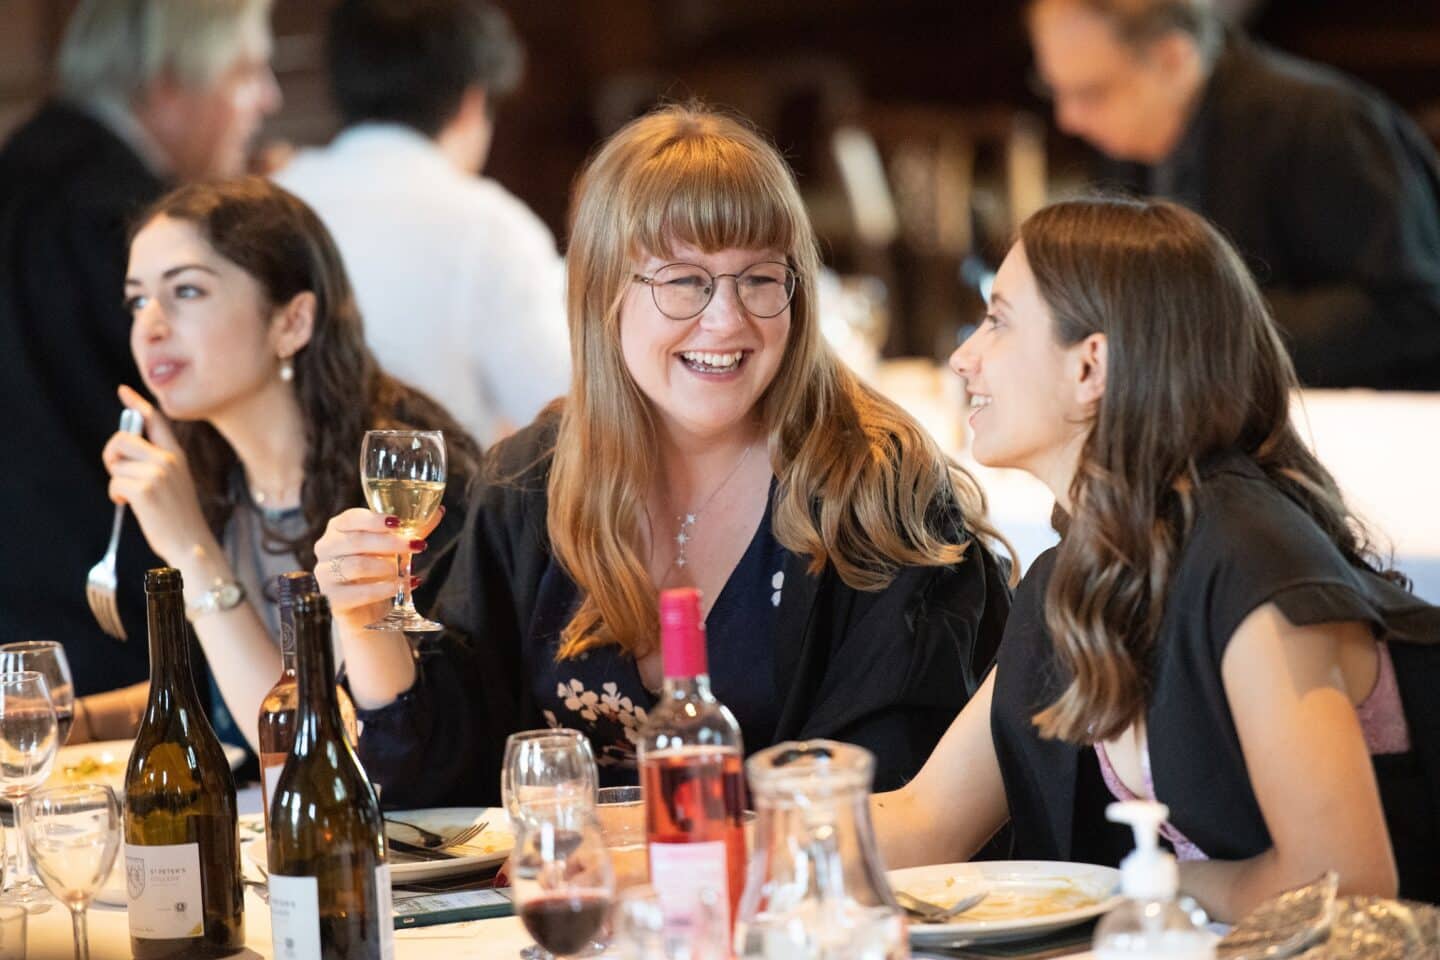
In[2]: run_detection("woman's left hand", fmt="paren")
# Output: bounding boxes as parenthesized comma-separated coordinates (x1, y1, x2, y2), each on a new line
(102, 384, 215, 566)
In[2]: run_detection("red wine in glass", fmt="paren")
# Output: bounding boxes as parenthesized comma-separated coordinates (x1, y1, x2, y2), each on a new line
(520, 893, 611, 956)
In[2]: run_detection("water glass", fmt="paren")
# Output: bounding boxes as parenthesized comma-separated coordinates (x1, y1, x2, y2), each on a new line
(0, 670, 58, 909)
(502, 729, 598, 826)
(23, 785, 121, 960)
(597, 786, 647, 890)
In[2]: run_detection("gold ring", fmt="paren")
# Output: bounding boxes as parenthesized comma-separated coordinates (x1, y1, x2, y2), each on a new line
(329, 555, 350, 585)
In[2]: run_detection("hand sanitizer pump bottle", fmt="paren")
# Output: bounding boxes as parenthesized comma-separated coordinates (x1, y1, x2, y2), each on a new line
(1093, 801, 1217, 959)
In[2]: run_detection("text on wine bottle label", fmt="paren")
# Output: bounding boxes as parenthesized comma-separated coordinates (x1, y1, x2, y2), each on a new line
(648, 840, 731, 930)
(124, 842, 205, 940)
(268, 874, 322, 960)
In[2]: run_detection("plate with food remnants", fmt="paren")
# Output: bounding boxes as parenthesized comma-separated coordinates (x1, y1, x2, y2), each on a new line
(887, 860, 1121, 944)
(47, 738, 247, 792)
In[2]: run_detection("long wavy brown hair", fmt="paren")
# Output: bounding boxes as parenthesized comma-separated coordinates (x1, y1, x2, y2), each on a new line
(548, 103, 1012, 659)
(133, 177, 481, 569)
(1024, 197, 1388, 743)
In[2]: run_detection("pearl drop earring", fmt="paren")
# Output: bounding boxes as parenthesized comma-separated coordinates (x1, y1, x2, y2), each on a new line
(279, 357, 294, 382)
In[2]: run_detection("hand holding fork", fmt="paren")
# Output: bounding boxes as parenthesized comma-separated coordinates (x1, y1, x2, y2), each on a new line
(85, 408, 144, 640)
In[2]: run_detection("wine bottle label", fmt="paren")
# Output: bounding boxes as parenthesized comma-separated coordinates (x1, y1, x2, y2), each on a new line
(124, 842, 205, 940)
(268, 874, 321, 960)
(648, 840, 730, 930)
(377, 864, 396, 960)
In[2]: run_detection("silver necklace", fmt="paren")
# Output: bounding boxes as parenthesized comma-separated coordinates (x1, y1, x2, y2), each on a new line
(670, 442, 755, 570)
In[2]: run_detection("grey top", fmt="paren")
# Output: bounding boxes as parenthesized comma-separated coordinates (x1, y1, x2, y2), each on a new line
(223, 484, 308, 641)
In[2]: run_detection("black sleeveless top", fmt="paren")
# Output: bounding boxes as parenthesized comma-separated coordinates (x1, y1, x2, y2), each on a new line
(990, 452, 1440, 902)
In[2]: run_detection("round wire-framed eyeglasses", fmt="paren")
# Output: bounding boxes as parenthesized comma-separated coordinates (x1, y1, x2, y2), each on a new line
(632, 261, 800, 320)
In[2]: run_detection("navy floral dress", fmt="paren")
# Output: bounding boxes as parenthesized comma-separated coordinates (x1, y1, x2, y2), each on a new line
(527, 495, 786, 782)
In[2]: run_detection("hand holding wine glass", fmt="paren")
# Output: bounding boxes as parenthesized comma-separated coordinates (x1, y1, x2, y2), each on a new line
(359, 429, 446, 632)
(23, 785, 121, 960)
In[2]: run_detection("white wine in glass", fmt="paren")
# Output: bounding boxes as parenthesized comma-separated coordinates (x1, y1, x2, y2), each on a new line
(24, 784, 122, 960)
(360, 430, 446, 632)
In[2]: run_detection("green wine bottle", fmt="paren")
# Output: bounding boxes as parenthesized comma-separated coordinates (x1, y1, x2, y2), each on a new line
(123, 567, 244, 958)
(268, 592, 393, 960)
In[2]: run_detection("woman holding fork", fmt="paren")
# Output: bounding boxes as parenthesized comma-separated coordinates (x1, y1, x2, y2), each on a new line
(88, 176, 480, 751)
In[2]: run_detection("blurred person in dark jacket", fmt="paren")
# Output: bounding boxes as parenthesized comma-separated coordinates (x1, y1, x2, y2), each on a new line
(0, 0, 281, 695)
(1026, 0, 1440, 390)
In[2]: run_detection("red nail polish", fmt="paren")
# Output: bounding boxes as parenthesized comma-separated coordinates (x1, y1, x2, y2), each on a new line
(409, 539, 427, 552)
(384, 516, 400, 528)
(410, 576, 422, 589)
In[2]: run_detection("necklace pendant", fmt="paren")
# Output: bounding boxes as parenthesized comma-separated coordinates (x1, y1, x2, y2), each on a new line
(675, 556, 687, 567)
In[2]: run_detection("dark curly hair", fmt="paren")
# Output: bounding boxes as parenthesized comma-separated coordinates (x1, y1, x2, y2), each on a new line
(132, 176, 482, 568)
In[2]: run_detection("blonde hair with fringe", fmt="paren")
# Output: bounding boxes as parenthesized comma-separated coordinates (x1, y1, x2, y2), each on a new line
(548, 103, 1012, 660)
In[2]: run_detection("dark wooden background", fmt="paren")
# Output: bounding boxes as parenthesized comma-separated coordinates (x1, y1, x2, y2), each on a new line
(6, 1, 1438, 355)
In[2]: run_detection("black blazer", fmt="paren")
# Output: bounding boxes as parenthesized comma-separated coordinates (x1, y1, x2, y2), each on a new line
(0, 102, 167, 692)
(1097, 34, 1440, 389)
(354, 414, 1014, 807)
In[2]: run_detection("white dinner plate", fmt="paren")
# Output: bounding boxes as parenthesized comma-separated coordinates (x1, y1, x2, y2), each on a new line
(888, 860, 1122, 945)
(242, 806, 512, 883)
(46, 738, 247, 792)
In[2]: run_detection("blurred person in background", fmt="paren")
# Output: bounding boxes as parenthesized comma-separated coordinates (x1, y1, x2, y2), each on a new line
(312, 105, 1014, 808)
(0, 0, 281, 695)
(275, 0, 570, 446)
(1026, 0, 1440, 390)
(81, 177, 478, 750)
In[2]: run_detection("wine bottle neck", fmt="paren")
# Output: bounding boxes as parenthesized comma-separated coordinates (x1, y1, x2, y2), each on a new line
(293, 613, 346, 747)
(146, 586, 198, 700)
(661, 673, 713, 700)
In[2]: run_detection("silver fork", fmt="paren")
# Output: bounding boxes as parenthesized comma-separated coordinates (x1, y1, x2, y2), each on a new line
(85, 408, 144, 640)
(384, 818, 489, 850)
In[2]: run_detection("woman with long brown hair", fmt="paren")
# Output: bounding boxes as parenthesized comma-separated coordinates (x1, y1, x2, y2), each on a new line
(873, 195, 1440, 919)
(313, 103, 1013, 804)
(95, 176, 479, 750)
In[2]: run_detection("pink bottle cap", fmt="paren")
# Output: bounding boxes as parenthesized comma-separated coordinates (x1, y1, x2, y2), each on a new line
(659, 588, 708, 678)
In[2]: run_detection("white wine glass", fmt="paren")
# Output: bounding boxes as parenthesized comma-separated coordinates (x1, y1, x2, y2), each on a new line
(0, 643, 75, 746)
(0, 670, 58, 910)
(360, 429, 446, 632)
(23, 784, 121, 960)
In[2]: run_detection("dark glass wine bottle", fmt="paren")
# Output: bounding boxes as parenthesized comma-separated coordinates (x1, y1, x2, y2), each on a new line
(638, 588, 746, 932)
(123, 567, 244, 958)
(258, 571, 359, 846)
(268, 592, 393, 960)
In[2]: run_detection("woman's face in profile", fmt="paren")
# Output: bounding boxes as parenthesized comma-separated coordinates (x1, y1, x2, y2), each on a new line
(950, 242, 1091, 477)
(125, 215, 282, 423)
(619, 240, 792, 444)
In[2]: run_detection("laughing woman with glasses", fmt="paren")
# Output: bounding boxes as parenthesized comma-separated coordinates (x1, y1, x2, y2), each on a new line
(312, 103, 1015, 807)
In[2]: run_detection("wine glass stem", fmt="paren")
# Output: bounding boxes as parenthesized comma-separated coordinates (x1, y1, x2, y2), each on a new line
(396, 552, 417, 612)
(10, 796, 34, 885)
(72, 906, 91, 960)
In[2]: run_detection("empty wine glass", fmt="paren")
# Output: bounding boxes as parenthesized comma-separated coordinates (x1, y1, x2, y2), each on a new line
(0, 643, 75, 746)
(512, 803, 615, 960)
(0, 670, 58, 910)
(360, 429, 446, 632)
(502, 729, 599, 827)
(23, 785, 121, 960)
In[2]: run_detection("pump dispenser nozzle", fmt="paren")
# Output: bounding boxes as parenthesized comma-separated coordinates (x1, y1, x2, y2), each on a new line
(1107, 801, 1179, 901)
